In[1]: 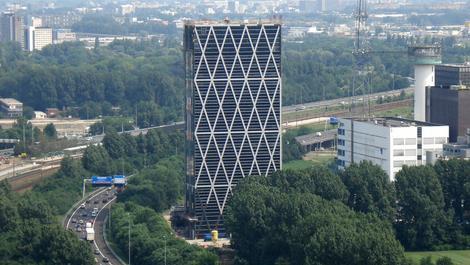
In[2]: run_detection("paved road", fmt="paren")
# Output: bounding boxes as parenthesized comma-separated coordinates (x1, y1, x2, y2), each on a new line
(65, 188, 123, 265)
(282, 87, 413, 114)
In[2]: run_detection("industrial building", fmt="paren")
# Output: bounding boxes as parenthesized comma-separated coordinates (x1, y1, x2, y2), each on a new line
(0, 98, 23, 118)
(426, 63, 470, 142)
(443, 129, 470, 159)
(337, 117, 449, 181)
(184, 20, 282, 237)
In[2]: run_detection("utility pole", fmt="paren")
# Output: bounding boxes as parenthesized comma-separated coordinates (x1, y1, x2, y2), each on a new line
(82, 179, 86, 198)
(135, 106, 138, 128)
(163, 235, 167, 265)
(128, 213, 131, 265)
(22, 122, 26, 149)
(109, 203, 112, 233)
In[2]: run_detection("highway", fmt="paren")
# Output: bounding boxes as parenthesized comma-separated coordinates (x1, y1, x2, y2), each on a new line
(282, 87, 413, 114)
(65, 188, 123, 265)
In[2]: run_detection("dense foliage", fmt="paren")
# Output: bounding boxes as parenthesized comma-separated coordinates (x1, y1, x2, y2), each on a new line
(225, 167, 407, 265)
(82, 128, 184, 176)
(0, 180, 94, 265)
(110, 202, 218, 265)
(117, 156, 184, 212)
(0, 40, 183, 128)
(92, 129, 217, 264)
(226, 160, 470, 265)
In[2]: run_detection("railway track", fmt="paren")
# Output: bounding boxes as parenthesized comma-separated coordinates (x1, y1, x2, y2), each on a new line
(287, 99, 412, 123)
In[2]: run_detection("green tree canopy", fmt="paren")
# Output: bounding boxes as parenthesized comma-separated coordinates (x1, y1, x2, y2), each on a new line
(43, 123, 57, 139)
(395, 166, 452, 250)
(341, 161, 396, 221)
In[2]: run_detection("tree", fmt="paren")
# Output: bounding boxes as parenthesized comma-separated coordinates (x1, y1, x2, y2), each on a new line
(434, 160, 470, 226)
(436, 257, 454, 265)
(395, 166, 452, 250)
(102, 129, 125, 159)
(43, 123, 57, 139)
(420, 256, 433, 265)
(82, 145, 114, 175)
(22, 106, 34, 119)
(341, 161, 396, 221)
(226, 172, 407, 265)
(268, 167, 349, 202)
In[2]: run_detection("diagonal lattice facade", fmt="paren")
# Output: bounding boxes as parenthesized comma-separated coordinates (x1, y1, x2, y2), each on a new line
(184, 21, 282, 237)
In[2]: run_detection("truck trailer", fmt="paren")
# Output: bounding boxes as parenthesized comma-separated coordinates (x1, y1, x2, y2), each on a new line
(86, 227, 95, 241)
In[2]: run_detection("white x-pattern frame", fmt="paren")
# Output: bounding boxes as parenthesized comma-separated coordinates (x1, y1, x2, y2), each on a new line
(188, 23, 282, 233)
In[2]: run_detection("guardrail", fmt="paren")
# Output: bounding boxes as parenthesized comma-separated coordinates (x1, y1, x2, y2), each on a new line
(103, 215, 127, 265)
(62, 187, 104, 228)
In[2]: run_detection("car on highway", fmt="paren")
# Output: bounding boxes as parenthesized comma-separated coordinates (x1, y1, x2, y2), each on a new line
(79, 219, 84, 225)
(93, 200, 99, 204)
(80, 203, 86, 209)
(94, 248, 100, 255)
(102, 257, 109, 263)
(76, 227, 82, 232)
(81, 212, 88, 217)
(71, 218, 77, 223)
(102, 198, 108, 203)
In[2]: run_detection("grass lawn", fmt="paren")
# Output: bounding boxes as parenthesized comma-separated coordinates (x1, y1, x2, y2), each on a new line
(284, 152, 335, 170)
(405, 250, 470, 265)
(373, 106, 413, 119)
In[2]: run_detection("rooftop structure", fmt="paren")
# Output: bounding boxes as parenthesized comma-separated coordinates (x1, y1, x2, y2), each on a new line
(295, 129, 337, 151)
(0, 98, 22, 118)
(337, 117, 449, 181)
(441, 129, 470, 159)
(435, 63, 470, 88)
(409, 45, 442, 122)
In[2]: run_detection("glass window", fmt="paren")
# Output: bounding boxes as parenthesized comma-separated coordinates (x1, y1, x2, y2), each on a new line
(393, 138, 405, 145)
(393, 150, 404, 156)
(423, 138, 434, 144)
(405, 149, 417, 156)
(405, 138, 417, 145)
(435, 137, 447, 144)
(394, 161, 404, 167)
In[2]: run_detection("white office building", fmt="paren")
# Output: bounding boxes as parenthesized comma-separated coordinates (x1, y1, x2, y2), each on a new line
(337, 117, 449, 181)
(25, 26, 52, 51)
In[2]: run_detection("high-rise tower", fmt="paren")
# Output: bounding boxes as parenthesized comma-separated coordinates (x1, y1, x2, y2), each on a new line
(1, 12, 24, 48)
(184, 20, 282, 237)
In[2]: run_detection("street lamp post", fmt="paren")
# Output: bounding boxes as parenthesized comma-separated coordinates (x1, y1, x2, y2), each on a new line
(163, 235, 167, 265)
(128, 213, 131, 265)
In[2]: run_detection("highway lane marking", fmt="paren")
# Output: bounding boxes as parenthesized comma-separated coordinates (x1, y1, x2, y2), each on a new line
(93, 195, 118, 265)
(66, 188, 106, 229)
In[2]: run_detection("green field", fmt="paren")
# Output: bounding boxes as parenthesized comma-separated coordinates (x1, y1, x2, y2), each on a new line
(374, 106, 413, 119)
(405, 250, 470, 265)
(284, 152, 335, 170)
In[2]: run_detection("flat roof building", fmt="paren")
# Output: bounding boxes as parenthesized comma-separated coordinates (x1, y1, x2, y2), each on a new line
(435, 64, 470, 88)
(0, 98, 23, 118)
(337, 117, 448, 181)
(184, 20, 282, 237)
(426, 63, 470, 142)
(25, 26, 53, 51)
